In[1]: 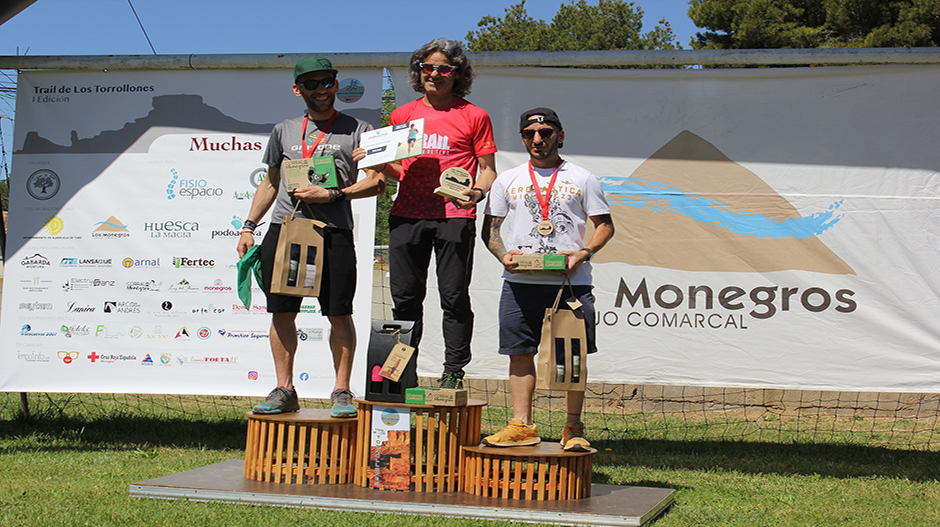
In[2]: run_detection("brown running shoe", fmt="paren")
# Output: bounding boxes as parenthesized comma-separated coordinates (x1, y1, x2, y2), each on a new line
(482, 418, 541, 447)
(561, 421, 591, 452)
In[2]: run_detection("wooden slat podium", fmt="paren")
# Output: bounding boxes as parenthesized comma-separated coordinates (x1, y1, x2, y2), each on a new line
(354, 399, 485, 492)
(244, 409, 357, 485)
(243, 401, 596, 502)
(461, 443, 596, 500)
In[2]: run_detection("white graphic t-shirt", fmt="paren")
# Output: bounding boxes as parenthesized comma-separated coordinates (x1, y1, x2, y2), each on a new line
(485, 160, 610, 285)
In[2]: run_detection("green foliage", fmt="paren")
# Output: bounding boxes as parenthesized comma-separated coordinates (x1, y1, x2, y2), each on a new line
(689, 0, 940, 49)
(374, 76, 397, 247)
(465, 0, 681, 52)
(375, 180, 396, 246)
(0, 177, 7, 211)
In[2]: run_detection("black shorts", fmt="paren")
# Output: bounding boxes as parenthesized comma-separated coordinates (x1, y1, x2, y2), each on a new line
(498, 281, 597, 356)
(259, 223, 356, 316)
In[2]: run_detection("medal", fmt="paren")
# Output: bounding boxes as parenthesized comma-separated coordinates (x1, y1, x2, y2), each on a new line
(528, 158, 563, 236)
(537, 220, 554, 235)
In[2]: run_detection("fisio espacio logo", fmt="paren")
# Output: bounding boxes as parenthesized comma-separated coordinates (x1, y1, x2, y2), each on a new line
(166, 168, 225, 199)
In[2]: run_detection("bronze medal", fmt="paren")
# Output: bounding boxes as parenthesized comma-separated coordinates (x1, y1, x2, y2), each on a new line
(537, 220, 554, 236)
(528, 159, 563, 238)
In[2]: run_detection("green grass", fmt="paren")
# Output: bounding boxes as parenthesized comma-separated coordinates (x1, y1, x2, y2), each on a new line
(2, 393, 940, 526)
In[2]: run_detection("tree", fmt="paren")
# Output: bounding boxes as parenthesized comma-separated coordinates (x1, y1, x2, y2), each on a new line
(688, 0, 940, 49)
(465, 0, 681, 52)
(374, 77, 397, 246)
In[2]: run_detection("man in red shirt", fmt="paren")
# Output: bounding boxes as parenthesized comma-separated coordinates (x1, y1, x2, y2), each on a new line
(385, 38, 498, 389)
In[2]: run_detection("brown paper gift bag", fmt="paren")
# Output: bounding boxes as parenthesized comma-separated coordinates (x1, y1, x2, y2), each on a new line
(270, 204, 326, 297)
(536, 281, 588, 391)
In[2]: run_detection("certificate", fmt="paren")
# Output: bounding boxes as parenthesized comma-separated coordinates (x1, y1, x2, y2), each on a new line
(357, 118, 424, 169)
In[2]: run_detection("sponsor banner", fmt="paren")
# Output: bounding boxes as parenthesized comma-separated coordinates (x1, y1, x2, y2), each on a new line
(389, 64, 940, 393)
(1, 68, 381, 395)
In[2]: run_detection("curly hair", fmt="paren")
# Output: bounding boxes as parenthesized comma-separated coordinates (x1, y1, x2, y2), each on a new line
(408, 38, 475, 98)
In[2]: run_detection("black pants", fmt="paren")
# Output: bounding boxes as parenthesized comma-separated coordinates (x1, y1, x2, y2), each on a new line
(389, 216, 475, 374)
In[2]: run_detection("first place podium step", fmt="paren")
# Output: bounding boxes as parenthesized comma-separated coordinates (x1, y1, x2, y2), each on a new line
(355, 398, 486, 493)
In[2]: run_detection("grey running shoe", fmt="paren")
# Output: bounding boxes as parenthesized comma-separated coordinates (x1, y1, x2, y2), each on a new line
(252, 387, 300, 414)
(330, 389, 356, 418)
(439, 371, 464, 389)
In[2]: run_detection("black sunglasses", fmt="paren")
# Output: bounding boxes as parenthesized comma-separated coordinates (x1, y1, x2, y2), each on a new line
(419, 62, 457, 75)
(521, 128, 555, 140)
(298, 78, 337, 90)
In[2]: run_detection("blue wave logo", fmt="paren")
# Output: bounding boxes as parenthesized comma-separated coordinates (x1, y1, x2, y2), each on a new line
(93, 219, 128, 230)
(601, 176, 844, 240)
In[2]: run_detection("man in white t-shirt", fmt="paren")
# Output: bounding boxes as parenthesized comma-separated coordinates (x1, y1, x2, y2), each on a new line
(481, 108, 615, 451)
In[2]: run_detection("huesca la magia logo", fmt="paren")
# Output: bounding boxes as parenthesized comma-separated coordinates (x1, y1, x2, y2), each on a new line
(596, 130, 853, 276)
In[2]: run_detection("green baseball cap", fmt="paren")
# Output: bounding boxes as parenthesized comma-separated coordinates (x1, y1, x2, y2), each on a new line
(293, 55, 338, 81)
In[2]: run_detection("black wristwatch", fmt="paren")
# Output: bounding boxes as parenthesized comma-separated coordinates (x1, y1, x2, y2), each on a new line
(472, 187, 486, 202)
(582, 248, 595, 261)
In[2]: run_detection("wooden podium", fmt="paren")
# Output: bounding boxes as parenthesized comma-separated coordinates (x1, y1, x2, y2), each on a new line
(461, 443, 596, 500)
(354, 398, 485, 492)
(244, 409, 357, 485)
(243, 400, 597, 502)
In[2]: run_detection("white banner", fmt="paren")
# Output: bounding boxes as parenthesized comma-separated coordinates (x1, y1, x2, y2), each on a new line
(390, 64, 940, 393)
(2, 68, 382, 396)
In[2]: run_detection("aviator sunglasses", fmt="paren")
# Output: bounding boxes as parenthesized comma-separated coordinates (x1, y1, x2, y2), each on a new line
(298, 77, 337, 90)
(419, 62, 458, 75)
(521, 128, 556, 140)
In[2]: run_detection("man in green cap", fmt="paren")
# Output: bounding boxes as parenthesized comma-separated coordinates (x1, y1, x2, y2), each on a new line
(237, 55, 391, 416)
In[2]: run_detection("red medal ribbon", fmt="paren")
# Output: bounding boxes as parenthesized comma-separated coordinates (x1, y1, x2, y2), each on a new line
(527, 158, 563, 221)
(301, 110, 337, 159)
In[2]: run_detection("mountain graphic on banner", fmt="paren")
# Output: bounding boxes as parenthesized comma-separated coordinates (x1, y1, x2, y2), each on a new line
(17, 94, 377, 155)
(93, 216, 128, 232)
(18, 94, 273, 154)
(596, 130, 854, 275)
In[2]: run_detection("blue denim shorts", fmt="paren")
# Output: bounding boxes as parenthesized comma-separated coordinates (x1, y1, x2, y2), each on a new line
(498, 281, 597, 356)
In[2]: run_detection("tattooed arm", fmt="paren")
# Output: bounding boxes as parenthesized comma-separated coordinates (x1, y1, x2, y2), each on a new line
(482, 214, 521, 273)
(558, 213, 615, 276)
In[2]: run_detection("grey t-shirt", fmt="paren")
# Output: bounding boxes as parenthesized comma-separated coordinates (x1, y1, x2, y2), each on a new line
(263, 111, 373, 229)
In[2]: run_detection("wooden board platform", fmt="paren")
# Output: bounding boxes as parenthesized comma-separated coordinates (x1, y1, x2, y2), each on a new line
(130, 460, 675, 527)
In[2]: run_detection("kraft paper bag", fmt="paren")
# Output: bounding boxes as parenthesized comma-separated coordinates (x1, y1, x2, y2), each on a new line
(536, 283, 588, 391)
(270, 210, 326, 297)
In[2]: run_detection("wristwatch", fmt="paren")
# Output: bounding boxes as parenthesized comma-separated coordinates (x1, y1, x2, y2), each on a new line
(582, 248, 595, 261)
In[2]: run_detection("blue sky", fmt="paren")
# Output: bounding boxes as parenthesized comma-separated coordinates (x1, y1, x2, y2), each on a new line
(0, 0, 700, 155)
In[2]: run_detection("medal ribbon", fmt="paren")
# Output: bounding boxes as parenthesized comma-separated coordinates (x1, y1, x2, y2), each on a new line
(527, 158, 563, 222)
(301, 110, 337, 159)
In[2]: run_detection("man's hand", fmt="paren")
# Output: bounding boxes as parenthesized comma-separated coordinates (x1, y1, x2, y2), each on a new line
(291, 185, 331, 204)
(502, 250, 524, 273)
(236, 232, 254, 258)
(556, 249, 591, 277)
(352, 147, 367, 164)
(451, 187, 483, 209)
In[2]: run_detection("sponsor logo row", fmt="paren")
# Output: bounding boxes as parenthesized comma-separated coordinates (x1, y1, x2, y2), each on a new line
(18, 277, 239, 293)
(23, 215, 264, 243)
(21, 254, 234, 269)
(18, 349, 239, 366)
(16, 300, 232, 316)
(27, 167, 266, 203)
(16, 324, 323, 342)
